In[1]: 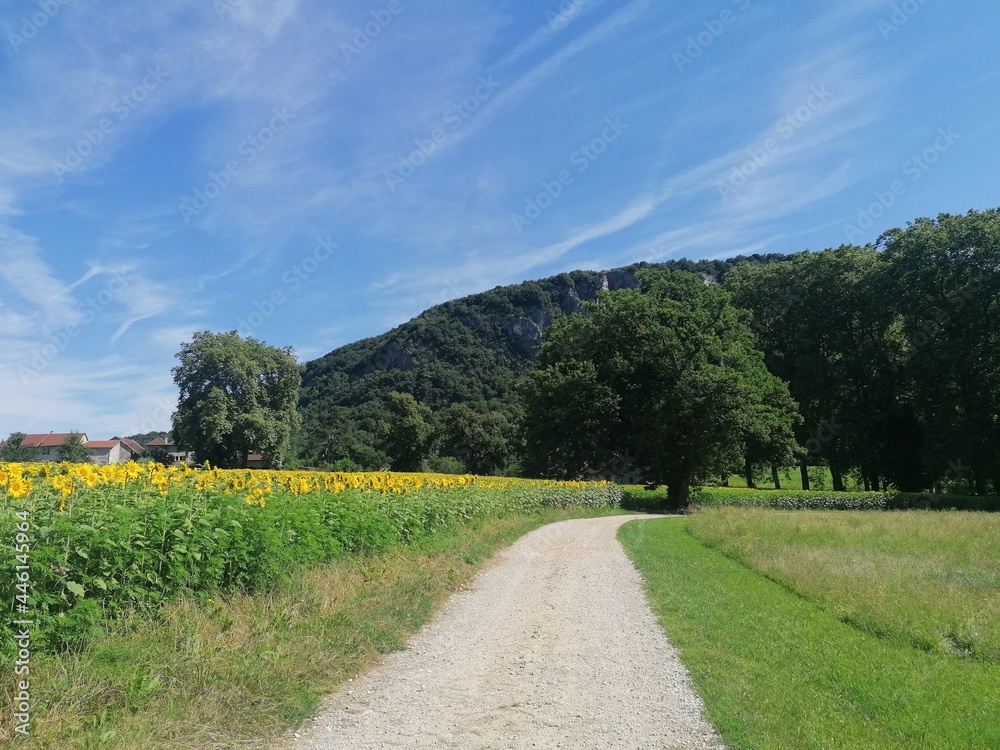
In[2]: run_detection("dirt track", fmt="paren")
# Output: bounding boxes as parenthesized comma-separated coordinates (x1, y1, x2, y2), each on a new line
(273, 515, 727, 749)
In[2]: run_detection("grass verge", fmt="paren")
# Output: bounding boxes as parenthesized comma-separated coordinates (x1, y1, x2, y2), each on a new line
(619, 517, 1000, 750)
(4, 506, 626, 749)
(688, 508, 1000, 662)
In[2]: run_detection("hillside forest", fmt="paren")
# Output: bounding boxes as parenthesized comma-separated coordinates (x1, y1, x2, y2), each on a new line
(256, 209, 996, 495)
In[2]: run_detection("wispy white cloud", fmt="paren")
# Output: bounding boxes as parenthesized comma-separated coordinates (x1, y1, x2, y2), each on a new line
(0, 345, 177, 436)
(0, 0, 993, 434)
(333, 1, 899, 325)
(492, 0, 605, 69)
(0, 226, 81, 330)
(422, 0, 653, 160)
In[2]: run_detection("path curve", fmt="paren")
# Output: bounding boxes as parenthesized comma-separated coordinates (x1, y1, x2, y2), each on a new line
(273, 515, 727, 749)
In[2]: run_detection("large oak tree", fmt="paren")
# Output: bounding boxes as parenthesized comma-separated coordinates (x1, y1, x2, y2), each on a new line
(522, 270, 800, 506)
(172, 331, 301, 468)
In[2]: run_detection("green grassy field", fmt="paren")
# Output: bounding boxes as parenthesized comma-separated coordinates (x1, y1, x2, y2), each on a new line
(619, 467, 858, 493)
(689, 508, 1000, 662)
(620, 513, 1000, 749)
(721, 466, 864, 491)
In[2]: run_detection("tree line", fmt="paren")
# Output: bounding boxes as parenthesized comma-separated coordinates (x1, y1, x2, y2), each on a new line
(523, 209, 999, 498)
(727, 209, 999, 495)
(166, 209, 999, 499)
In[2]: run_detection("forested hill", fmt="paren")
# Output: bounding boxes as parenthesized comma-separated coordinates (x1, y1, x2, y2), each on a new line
(296, 255, 787, 465)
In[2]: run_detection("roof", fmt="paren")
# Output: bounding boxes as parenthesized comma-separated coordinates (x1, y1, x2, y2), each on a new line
(19, 433, 89, 448)
(145, 437, 174, 447)
(112, 437, 146, 455)
(84, 441, 121, 449)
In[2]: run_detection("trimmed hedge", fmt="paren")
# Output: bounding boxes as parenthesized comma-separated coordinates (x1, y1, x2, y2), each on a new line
(692, 487, 1000, 512)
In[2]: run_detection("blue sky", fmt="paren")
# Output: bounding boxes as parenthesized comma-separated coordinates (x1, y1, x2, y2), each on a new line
(1, 0, 998, 438)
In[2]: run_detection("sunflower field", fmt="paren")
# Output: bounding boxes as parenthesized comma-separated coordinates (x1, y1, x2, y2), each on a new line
(0, 461, 620, 656)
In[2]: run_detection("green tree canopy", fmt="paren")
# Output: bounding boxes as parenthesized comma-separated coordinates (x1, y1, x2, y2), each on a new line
(0, 432, 40, 462)
(171, 331, 302, 469)
(522, 269, 800, 506)
(296, 406, 388, 471)
(438, 403, 515, 475)
(725, 210, 1000, 494)
(875, 209, 1000, 493)
(59, 431, 92, 463)
(381, 391, 433, 472)
(726, 246, 900, 491)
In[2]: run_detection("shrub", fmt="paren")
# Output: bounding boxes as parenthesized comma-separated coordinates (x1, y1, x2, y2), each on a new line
(691, 487, 1000, 512)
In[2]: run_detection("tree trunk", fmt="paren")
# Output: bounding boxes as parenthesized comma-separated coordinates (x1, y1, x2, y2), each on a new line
(771, 465, 781, 490)
(744, 458, 755, 489)
(831, 466, 845, 492)
(799, 458, 810, 491)
(667, 468, 691, 510)
(975, 471, 987, 496)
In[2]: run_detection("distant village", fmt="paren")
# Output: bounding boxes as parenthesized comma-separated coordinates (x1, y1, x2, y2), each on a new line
(4, 433, 194, 465)
(1, 432, 272, 468)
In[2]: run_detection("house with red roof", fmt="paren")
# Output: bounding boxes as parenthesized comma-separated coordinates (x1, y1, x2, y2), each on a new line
(5, 432, 193, 466)
(6, 433, 141, 465)
(111, 436, 146, 460)
(16, 432, 90, 461)
(84, 440, 132, 465)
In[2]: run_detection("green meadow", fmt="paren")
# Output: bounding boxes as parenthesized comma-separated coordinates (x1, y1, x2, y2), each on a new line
(621, 510, 1000, 749)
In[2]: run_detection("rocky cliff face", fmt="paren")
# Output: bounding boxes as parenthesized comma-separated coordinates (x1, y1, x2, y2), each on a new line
(493, 270, 643, 357)
(299, 258, 752, 420)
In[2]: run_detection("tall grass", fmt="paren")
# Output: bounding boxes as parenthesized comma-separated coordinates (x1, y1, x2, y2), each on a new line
(620, 517, 1000, 749)
(688, 508, 1000, 662)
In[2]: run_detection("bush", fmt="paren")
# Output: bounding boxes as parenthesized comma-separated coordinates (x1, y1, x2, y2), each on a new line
(426, 455, 466, 474)
(691, 487, 1000, 512)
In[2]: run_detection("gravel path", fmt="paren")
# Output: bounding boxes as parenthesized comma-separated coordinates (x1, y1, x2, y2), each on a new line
(272, 515, 727, 750)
